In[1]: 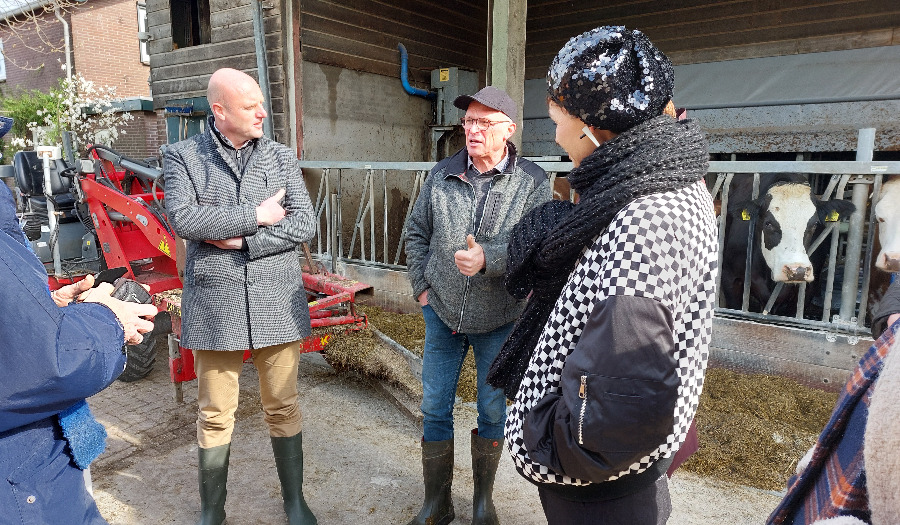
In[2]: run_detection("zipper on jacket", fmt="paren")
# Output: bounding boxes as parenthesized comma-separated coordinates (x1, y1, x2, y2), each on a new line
(456, 175, 496, 332)
(578, 374, 587, 445)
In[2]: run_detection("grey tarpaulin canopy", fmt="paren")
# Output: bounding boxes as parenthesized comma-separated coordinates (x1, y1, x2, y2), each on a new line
(674, 46, 900, 110)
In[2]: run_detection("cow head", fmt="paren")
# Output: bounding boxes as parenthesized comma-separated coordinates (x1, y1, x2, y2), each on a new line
(875, 178, 900, 272)
(741, 183, 856, 283)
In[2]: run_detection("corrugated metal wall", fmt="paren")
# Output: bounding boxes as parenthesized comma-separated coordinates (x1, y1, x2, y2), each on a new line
(300, 0, 488, 86)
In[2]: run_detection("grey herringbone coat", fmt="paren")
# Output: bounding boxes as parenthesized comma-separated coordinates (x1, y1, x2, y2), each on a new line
(164, 126, 315, 351)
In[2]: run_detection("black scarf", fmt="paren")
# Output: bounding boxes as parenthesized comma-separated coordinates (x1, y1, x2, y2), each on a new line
(487, 115, 709, 399)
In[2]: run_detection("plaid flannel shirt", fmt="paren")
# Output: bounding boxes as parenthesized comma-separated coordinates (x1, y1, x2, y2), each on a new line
(767, 323, 899, 524)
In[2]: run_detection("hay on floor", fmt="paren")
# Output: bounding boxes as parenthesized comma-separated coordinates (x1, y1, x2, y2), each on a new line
(681, 367, 837, 491)
(324, 305, 840, 491)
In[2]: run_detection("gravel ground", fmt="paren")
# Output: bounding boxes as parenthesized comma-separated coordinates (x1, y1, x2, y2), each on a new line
(88, 347, 783, 524)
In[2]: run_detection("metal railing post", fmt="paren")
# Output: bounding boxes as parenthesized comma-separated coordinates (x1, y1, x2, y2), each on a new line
(839, 128, 876, 322)
(330, 193, 339, 273)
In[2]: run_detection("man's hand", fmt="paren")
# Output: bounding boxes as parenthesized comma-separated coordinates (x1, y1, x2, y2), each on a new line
(206, 237, 244, 250)
(79, 283, 157, 345)
(454, 235, 485, 276)
(256, 188, 286, 226)
(418, 289, 429, 306)
(52, 274, 95, 306)
(889, 313, 900, 329)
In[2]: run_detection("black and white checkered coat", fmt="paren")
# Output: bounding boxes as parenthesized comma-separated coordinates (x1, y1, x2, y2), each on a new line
(506, 181, 718, 493)
(164, 127, 315, 351)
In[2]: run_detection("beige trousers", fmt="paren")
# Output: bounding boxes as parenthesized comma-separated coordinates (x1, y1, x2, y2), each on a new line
(195, 341, 303, 448)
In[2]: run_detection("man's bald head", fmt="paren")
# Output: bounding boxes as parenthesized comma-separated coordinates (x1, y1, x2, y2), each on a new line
(207, 68, 259, 107)
(207, 68, 267, 147)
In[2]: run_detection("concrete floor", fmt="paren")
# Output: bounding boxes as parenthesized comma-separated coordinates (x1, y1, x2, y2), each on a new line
(88, 348, 782, 524)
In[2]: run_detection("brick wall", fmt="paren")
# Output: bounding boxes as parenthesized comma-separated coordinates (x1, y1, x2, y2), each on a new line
(154, 109, 168, 145)
(107, 110, 165, 159)
(0, 10, 67, 94)
(71, 0, 150, 98)
(0, 0, 149, 100)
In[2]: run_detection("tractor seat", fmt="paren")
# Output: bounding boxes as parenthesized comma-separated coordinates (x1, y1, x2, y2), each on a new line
(14, 150, 74, 197)
(14, 150, 78, 221)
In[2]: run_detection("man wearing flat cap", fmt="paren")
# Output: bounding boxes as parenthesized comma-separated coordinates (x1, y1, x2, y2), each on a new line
(404, 86, 551, 525)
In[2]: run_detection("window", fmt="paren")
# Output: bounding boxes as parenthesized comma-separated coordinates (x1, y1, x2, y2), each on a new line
(0, 40, 7, 82)
(137, 3, 149, 64)
(169, 0, 210, 49)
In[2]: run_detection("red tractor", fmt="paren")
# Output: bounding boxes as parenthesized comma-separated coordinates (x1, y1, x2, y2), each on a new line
(12, 143, 369, 391)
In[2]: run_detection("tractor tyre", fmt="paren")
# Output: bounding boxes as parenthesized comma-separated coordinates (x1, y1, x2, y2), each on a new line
(118, 334, 158, 382)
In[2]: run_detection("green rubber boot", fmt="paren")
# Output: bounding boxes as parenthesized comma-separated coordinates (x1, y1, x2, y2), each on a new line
(197, 443, 230, 525)
(271, 433, 317, 525)
(406, 438, 455, 525)
(471, 431, 503, 525)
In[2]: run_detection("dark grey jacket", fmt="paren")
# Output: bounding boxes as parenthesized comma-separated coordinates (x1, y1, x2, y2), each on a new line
(405, 143, 551, 333)
(164, 125, 315, 351)
(872, 279, 900, 338)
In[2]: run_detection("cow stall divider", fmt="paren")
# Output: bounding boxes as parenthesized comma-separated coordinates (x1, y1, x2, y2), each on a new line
(299, 149, 899, 389)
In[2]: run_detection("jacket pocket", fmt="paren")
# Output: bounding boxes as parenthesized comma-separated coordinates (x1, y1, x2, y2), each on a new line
(8, 443, 98, 524)
(577, 373, 676, 458)
(422, 249, 434, 287)
(190, 248, 246, 286)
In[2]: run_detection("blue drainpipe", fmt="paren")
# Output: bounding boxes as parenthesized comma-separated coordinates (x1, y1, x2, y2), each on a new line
(398, 43, 435, 100)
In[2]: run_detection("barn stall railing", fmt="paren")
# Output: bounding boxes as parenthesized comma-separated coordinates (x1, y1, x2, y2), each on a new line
(298, 158, 899, 387)
(298, 160, 574, 271)
(708, 161, 900, 337)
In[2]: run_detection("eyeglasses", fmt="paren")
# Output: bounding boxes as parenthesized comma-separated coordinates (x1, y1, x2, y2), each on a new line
(460, 117, 511, 131)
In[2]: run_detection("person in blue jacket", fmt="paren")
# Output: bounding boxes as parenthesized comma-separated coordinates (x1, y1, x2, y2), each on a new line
(0, 179, 158, 524)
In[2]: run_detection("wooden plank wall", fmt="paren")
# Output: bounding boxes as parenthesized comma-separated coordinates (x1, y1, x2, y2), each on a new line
(145, 0, 290, 138)
(300, 0, 488, 86)
(526, 0, 900, 79)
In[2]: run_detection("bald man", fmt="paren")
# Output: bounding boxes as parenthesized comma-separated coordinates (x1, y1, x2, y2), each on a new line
(164, 68, 317, 525)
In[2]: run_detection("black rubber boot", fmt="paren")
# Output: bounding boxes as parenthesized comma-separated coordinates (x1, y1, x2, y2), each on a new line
(471, 430, 502, 525)
(407, 438, 455, 525)
(271, 433, 318, 525)
(197, 443, 230, 525)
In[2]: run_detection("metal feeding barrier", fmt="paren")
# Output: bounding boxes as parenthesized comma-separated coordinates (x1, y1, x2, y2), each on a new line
(297, 159, 898, 330)
(297, 134, 899, 387)
(298, 160, 573, 272)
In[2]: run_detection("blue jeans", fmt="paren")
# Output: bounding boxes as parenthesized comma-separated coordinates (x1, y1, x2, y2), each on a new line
(420, 304, 513, 442)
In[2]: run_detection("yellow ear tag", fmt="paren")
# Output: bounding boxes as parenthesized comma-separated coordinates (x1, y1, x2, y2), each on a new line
(741, 209, 751, 221)
(826, 210, 839, 222)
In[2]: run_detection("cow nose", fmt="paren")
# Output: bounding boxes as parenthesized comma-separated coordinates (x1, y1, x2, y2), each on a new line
(783, 264, 812, 282)
(884, 254, 900, 272)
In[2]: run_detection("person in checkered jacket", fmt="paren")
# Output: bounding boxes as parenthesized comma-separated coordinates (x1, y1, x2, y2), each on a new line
(486, 27, 717, 524)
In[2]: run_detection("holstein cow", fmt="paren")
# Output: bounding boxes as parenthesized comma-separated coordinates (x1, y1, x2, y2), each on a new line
(874, 177, 900, 272)
(721, 173, 856, 317)
(867, 177, 900, 323)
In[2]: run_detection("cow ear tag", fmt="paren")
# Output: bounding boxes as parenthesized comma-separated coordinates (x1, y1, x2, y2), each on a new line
(826, 210, 840, 222)
(741, 209, 751, 221)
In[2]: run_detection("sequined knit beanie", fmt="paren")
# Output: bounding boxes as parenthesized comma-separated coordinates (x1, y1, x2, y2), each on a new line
(547, 26, 674, 133)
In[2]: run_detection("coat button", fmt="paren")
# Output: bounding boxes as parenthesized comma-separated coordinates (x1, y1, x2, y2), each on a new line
(27, 495, 36, 503)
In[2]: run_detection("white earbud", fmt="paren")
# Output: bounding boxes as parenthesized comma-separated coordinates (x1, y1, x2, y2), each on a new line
(581, 126, 601, 147)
